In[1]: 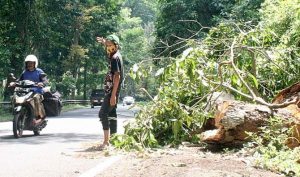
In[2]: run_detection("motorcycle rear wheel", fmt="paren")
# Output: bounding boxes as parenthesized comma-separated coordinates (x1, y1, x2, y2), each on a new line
(13, 113, 25, 138)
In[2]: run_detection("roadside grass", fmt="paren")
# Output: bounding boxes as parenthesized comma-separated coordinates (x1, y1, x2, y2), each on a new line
(0, 108, 12, 122)
(61, 104, 88, 112)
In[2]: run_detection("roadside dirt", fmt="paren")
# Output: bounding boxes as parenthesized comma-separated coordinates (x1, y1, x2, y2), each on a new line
(77, 142, 283, 177)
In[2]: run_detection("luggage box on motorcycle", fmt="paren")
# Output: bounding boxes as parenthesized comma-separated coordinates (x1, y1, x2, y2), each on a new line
(43, 92, 62, 117)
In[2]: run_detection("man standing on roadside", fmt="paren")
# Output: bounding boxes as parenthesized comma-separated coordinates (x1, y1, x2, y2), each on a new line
(96, 34, 124, 149)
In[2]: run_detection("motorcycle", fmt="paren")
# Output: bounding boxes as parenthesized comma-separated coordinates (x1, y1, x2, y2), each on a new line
(11, 80, 47, 138)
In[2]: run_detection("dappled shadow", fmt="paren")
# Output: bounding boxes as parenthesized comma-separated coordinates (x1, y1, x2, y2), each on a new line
(0, 132, 99, 145)
(0, 129, 11, 134)
(81, 144, 105, 152)
(199, 143, 244, 153)
(50, 108, 98, 119)
(1, 134, 35, 139)
(51, 105, 136, 119)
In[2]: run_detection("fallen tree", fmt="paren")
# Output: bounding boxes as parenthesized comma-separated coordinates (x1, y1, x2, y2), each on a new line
(113, 22, 300, 150)
(201, 82, 300, 148)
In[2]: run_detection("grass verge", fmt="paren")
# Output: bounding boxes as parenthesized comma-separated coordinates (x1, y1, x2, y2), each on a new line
(0, 108, 12, 122)
(61, 104, 88, 112)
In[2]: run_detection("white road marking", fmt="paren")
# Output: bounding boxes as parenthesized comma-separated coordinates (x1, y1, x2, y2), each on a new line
(79, 155, 122, 177)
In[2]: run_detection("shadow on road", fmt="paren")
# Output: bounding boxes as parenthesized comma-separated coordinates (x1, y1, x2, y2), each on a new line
(0, 133, 99, 145)
(52, 108, 136, 119)
(0, 129, 11, 134)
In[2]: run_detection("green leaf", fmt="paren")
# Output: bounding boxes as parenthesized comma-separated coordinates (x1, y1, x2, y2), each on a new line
(172, 120, 182, 139)
(248, 73, 258, 89)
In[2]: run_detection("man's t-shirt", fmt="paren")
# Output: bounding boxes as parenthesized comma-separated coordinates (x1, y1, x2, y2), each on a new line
(19, 68, 47, 94)
(20, 68, 46, 83)
(104, 51, 124, 94)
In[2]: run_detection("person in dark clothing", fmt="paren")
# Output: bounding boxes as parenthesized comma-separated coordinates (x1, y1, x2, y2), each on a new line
(96, 34, 124, 149)
(3, 73, 16, 101)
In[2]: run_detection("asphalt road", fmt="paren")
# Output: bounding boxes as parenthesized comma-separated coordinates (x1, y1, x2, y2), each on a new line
(0, 104, 137, 177)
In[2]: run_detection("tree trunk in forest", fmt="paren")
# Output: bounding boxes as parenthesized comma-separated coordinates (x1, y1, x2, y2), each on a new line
(83, 59, 87, 100)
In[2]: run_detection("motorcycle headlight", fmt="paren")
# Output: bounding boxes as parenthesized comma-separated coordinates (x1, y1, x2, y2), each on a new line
(15, 96, 26, 104)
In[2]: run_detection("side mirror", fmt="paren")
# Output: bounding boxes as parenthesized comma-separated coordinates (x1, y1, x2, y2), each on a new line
(7, 73, 16, 82)
(40, 73, 47, 78)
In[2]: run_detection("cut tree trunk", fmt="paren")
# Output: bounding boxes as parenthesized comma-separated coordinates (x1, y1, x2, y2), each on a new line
(201, 82, 300, 148)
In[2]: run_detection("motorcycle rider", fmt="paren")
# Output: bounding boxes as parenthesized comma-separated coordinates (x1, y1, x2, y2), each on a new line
(10, 54, 48, 125)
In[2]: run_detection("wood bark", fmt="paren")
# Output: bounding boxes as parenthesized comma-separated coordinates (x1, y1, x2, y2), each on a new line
(201, 82, 300, 148)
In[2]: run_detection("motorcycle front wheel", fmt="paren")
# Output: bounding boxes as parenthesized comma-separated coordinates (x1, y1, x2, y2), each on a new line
(13, 112, 25, 138)
(33, 130, 40, 136)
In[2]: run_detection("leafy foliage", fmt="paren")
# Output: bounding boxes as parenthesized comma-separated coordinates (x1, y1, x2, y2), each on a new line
(212, 0, 264, 23)
(0, 0, 124, 99)
(154, 0, 265, 58)
(112, 99, 207, 148)
(124, 0, 158, 25)
(247, 117, 300, 176)
(56, 71, 76, 97)
(112, 47, 212, 148)
(118, 8, 150, 97)
(154, 0, 220, 57)
(111, 0, 300, 152)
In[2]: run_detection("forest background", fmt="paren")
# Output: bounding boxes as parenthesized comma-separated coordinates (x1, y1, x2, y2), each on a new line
(1, 0, 300, 175)
(0, 0, 298, 102)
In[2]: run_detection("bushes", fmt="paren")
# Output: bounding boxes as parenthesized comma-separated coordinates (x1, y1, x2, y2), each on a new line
(0, 107, 12, 122)
(111, 98, 207, 149)
(247, 117, 300, 176)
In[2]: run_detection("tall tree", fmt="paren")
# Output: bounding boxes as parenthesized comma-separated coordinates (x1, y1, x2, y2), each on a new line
(0, 0, 124, 99)
(212, 0, 264, 23)
(124, 0, 158, 25)
(154, 0, 220, 58)
(154, 0, 264, 58)
(118, 8, 153, 96)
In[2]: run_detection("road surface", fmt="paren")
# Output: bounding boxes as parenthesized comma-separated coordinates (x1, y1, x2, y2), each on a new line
(0, 104, 137, 177)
